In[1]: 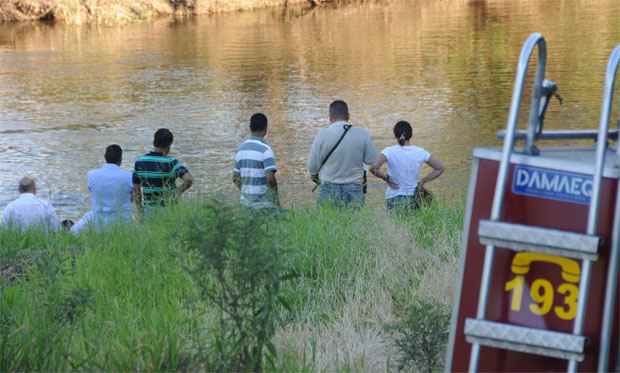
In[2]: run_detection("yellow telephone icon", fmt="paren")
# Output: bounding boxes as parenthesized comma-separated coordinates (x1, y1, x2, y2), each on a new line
(511, 252, 580, 283)
(506, 252, 580, 320)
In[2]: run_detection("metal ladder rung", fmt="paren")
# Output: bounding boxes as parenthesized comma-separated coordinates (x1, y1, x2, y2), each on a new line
(478, 220, 601, 260)
(465, 319, 586, 362)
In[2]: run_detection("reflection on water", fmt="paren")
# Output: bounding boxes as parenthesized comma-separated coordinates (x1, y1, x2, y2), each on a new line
(0, 0, 619, 218)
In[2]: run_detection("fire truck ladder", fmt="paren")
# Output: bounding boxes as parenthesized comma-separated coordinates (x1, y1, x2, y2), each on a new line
(596, 44, 620, 373)
(464, 33, 619, 373)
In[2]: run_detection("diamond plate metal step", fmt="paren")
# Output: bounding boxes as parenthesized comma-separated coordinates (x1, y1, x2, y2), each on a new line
(478, 220, 601, 260)
(464, 319, 586, 362)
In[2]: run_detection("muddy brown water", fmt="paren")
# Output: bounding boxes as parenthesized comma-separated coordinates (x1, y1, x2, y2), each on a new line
(0, 0, 619, 218)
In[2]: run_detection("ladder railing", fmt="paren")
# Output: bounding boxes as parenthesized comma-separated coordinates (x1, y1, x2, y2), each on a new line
(468, 32, 547, 373)
(467, 33, 616, 373)
(564, 43, 620, 373)
(596, 44, 620, 373)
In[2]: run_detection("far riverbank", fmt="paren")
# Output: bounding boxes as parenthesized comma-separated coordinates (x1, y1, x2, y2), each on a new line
(0, 0, 338, 24)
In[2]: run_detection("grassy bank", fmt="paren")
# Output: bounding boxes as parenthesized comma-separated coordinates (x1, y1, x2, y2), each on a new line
(0, 0, 318, 24)
(0, 199, 462, 371)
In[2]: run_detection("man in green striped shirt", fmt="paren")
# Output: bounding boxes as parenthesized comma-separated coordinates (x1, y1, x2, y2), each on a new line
(133, 128, 193, 212)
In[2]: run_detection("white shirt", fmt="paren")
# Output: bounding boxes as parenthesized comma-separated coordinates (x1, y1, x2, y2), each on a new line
(88, 163, 133, 216)
(71, 163, 133, 234)
(72, 163, 133, 234)
(382, 144, 431, 199)
(2, 193, 61, 232)
(234, 137, 278, 209)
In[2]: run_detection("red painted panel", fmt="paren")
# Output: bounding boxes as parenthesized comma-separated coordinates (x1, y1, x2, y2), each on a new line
(449, 158, 619, 372)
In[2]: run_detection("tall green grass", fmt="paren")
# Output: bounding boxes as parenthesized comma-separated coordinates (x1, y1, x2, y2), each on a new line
(0, 198, 463, 371)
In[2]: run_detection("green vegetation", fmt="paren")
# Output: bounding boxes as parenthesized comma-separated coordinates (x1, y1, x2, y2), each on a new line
(389, 299, 451, 372)
(179, 202, 296, 371)
(0, 198, 463, 371)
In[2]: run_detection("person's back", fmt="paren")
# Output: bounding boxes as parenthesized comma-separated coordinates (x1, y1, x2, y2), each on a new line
(370, 121, 444, 210)
(88, 145, 133, 219)
(233, 113, 280, 209)
(382, 144, 429, 198)
(88, 165, 133, 216)
(311, 124, 375, 185)
(308, 100, 378, 207)
(134, 153, 183, 206)
(71, 145, 134, 234)
(2, 177, 60, 232)
(133, 128, 193, 210)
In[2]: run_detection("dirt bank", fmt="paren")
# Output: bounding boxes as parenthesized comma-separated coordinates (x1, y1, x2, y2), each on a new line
(0, 0, 321, 24)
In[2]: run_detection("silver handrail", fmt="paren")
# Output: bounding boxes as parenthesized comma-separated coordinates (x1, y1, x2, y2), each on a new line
(525, 42, 548, 154)
(563, 44, 619, 373)
(497, 129, 619, 141)
(596, 44, 620, 373)
(495, 129, 618, 141)
(468, 32, 547, 373)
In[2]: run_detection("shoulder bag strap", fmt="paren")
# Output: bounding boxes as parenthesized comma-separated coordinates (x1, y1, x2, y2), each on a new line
(317, 124, 352, 173)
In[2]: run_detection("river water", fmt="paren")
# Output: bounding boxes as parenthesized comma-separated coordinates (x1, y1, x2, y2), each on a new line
(0, 0, 619, 218)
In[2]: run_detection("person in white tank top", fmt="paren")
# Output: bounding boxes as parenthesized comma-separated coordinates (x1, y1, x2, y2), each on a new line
(370, 121, 444, 210)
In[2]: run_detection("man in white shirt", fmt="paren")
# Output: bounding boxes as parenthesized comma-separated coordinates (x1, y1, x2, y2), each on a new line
(307, 100, 378, 207)
(2, 177, 60, 232)
(71, 144, 133, 234)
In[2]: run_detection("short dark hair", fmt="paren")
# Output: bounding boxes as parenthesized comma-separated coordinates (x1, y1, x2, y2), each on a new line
(393, 121, 413, 146)
(250, 113, 268, 133)
(18, 177, 35, 194)
(154, 128, 174, 149)
(329, 100, 349, 121)
(104, 144, 123, 165)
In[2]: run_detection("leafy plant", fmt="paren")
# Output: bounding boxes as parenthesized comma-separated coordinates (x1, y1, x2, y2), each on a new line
(390, 299, 451, 372)
(179, 200, 295, 372)
(55, 286, 94, 325)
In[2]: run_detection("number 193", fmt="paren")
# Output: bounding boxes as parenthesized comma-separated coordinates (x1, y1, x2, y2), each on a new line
(504, 275, 578, 320)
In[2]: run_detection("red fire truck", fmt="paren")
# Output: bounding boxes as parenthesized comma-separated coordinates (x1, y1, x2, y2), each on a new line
(446, 33, 620, 372)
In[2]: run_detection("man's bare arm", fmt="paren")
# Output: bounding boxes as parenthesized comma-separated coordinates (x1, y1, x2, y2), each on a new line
(233, 172, 241, 190)
(266, 171, 280, 207)
(178, 172, 193, 195)
(133, 183, 143, 211)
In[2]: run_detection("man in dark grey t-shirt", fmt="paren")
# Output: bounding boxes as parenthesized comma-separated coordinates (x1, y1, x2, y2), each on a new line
(308, 100, 378, 207)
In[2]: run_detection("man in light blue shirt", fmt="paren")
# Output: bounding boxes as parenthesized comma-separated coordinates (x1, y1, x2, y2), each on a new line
(71, 145, 133, 234)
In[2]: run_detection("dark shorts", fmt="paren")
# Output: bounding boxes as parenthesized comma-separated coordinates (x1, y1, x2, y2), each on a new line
(386, 195, 420, 211)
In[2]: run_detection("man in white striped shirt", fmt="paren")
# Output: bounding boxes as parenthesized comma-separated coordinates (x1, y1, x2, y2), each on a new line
(233, 113, 280, 209)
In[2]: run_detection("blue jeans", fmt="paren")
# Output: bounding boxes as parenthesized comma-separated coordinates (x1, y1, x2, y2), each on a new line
(318, 182, 364, 208)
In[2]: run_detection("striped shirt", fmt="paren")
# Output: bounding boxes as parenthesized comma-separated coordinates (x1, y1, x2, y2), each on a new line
(133, 152, 189, 207)
(234, 137, 277, 208)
